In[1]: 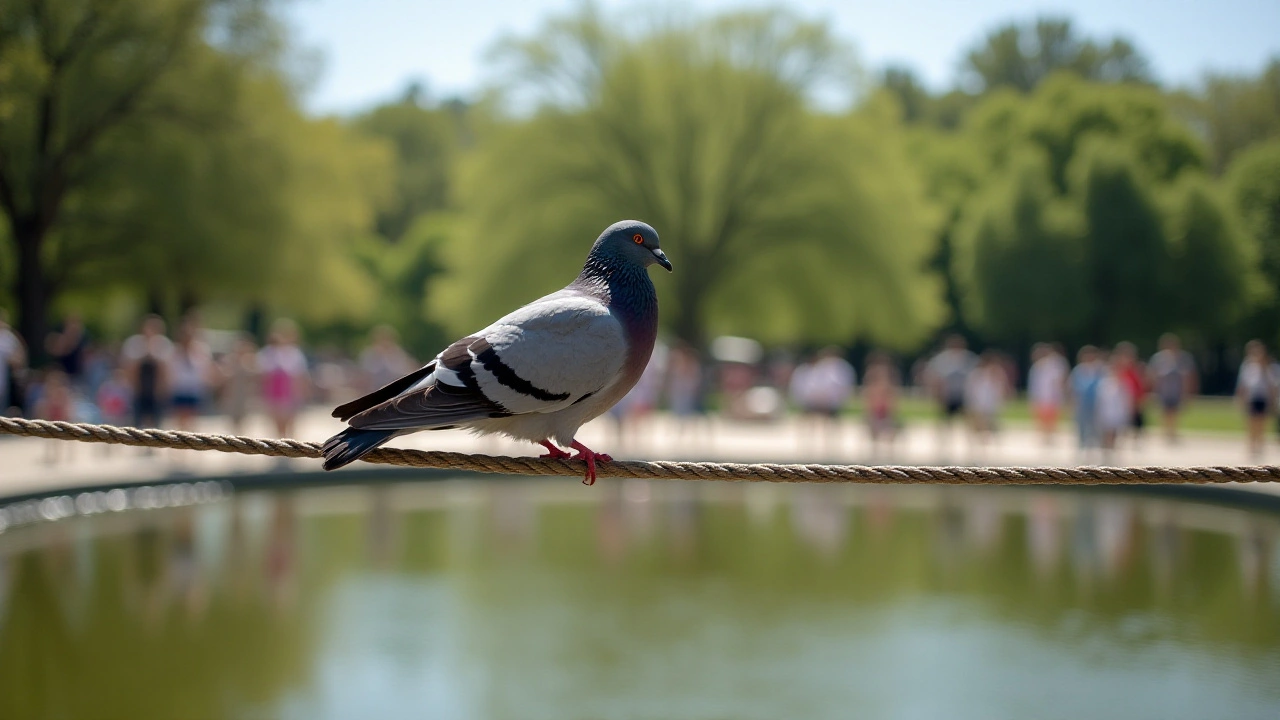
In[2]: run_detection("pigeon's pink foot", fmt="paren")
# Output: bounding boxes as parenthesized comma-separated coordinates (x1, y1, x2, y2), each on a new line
(537, 440, 572, 460)
(569, 440, 611, 485)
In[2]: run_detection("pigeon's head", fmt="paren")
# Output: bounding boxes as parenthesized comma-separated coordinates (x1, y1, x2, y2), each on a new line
(593, 220, 672, 272)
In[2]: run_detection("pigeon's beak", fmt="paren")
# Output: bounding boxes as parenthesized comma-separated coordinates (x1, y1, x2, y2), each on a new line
(652, 248, 672, 272)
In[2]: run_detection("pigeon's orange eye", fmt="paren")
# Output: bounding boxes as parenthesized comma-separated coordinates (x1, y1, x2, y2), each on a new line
(633, 234, 644, 244)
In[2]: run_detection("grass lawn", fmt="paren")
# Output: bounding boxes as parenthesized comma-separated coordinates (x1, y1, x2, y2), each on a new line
(849, 394, 1250, 435)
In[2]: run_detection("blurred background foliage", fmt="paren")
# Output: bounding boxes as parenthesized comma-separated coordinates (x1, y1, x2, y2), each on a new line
(2, 0, 1280, 365)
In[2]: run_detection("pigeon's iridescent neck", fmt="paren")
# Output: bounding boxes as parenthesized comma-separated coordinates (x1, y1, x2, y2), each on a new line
(575, 256, 656, 316)
(573, 255, 659, 367)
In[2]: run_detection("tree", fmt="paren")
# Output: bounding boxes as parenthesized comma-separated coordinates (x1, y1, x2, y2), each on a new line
(354, 87, 467, 242)
(0, 0, 253, 352)
(954, 152, 1090, 345)
(1228, 139, 1280, 344)
(349, 212, 451, 359)
(965, 74, 1206, 193)
(943, 75, 1254, 350)
(0, 0, 390, 347)
(902, 126, 988, 335)
(880, 67, 979, 130)
(433, 8, 941, 348)
(1071, 142, 1173, 343)
(120, 78, 390, 324)
(882, 66, 930, 124)
(909, 73, 1206, 343)
(1191, 59, 1280, 172)
(963, 17, 1151, 94)
(61, 74, 287, 311)
(1161, 175, 1258, 343)
(243, 100, 392, 325)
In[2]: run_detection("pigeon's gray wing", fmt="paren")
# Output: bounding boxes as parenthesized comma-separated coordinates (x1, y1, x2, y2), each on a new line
(344, 340, 512, 431)
(331, 362, 436, 422)
(465, 294, 627, 414)
(347, 294, 626, 431)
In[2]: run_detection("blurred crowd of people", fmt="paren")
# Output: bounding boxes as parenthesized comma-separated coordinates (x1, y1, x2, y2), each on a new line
(919, 332, 1280, 461)
(607, 331, 1280, 462)
(1, 312, 318, 440)
(5, 305, 1280, 462)
(0, 309, 418, 452)
(923, 332, 1280, 461)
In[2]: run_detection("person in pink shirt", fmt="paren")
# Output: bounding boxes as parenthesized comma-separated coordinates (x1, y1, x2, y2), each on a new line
(862, 351, 901, 458)
(96, 368, 131, 426)
(258, 319, 310, 438)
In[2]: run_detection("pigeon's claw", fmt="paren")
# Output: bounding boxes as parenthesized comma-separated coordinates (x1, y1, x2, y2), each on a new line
(569, 440, 610, 485)
(538, 439, 572, 460)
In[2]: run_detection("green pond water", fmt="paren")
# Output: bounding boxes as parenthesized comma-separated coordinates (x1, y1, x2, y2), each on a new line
(0, 479, 1278, 720)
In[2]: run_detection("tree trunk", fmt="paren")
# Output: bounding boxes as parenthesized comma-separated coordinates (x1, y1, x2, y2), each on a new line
(674, 267, 706, 349)
(178, 288, 200, 317)
(13, 217, 49, 366)
(244, 304, 266, 344)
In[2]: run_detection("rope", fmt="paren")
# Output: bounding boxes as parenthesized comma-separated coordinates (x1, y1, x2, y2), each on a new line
(2, 416, 1279, 486)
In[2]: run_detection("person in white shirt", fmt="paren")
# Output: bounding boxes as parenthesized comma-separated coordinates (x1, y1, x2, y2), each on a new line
(1236, 340, 1277, 459)
(169, 317, 215, 432)
(790, 347, 855, 457)
(793, 348, 855, 416)
(0, 308, 27, 415)
(121, 315, 173, 428)
(926, 336, 978, 419)
(1149, 333, 1197, 443)
(965, 351, 1009, 447)
(1097, 353, 1133, 459)
(925, 334, 978, 457)
(1028, 343, 1069, 444)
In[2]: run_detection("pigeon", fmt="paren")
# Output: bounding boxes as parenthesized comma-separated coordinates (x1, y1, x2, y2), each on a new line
(322, 220, 672, 484)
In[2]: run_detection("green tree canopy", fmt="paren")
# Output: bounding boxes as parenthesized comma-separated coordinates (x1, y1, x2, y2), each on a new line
(963, 17, 1151, 94)
(433, 7, 942, 348)
(912, 75, 1207, 345)
(1070, 141, 1174, 342)
(1191, 59, 1280, 172)
(882, 66, 931, 124)
(954, 152, 1089, 345)
(60, 75, 388, 319)
(0, 0, 390, 349)
(1160, 173, 1259, 343)
(880, 67, 979, 130)
(1228, 139, 1280, 344)
(1, 0, 237, 348)
(353, 87, 466, 242)
(965, 74, 1206, 192)
(347, 211, 452, 359)
(946, 74, 1259, 349)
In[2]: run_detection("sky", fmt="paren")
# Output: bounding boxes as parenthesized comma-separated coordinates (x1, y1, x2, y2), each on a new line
(285, 0, 1280, 115)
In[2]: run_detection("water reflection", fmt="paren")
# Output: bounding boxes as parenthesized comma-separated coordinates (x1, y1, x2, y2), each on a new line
(0, 481, 1278, 719)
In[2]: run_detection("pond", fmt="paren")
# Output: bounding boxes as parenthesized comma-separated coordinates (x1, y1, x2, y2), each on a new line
(1, 478, 1278, 719)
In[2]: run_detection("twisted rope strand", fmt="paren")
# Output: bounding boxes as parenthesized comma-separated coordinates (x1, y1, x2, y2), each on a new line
(3, 417, 1279, 485)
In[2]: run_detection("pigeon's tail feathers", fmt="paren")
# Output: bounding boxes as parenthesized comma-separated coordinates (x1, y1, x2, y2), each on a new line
(322, 427, 399, 471)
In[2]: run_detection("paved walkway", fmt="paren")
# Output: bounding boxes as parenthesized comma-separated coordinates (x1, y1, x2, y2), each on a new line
(2, 408, 1278, 500)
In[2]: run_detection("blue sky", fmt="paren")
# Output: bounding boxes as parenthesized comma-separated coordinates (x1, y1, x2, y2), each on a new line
(285, 0, 1280, 114)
